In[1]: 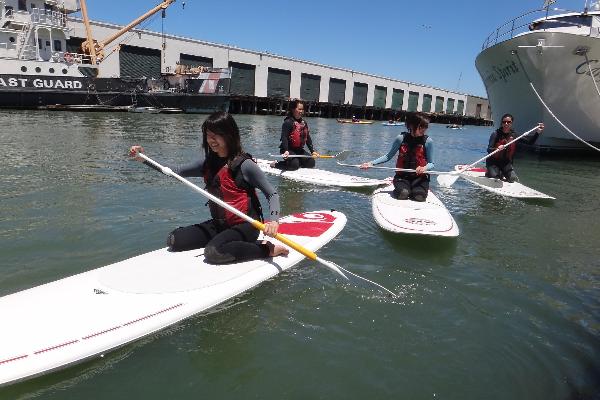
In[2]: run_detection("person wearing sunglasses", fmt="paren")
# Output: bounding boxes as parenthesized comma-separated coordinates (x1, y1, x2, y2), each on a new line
(486, 113, 544, 182)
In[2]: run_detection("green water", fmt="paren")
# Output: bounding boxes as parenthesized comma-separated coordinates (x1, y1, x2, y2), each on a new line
(1, 111, 599, 399)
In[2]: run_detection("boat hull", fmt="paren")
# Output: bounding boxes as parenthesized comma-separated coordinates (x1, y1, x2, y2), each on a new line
(0, 74, 229, 113)
(475, 31, 600, 151)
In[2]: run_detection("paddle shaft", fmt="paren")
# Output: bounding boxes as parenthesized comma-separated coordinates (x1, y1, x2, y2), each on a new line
(337, 162, 450, 175)
(457, 126, 539, 172)
(136, 153, 347, 278)
(269, 151, 348, 160)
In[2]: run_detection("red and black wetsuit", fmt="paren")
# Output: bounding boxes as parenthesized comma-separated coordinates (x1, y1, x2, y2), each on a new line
(145, 154, 280, 264)
(274, 116, 316, 170)
(485, 128, 539, 182)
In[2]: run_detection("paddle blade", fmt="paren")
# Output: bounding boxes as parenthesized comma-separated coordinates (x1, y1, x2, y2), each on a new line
(334, 150, 351, 161)
(316, 257, 349, 280)
(436, 173, 460, 187)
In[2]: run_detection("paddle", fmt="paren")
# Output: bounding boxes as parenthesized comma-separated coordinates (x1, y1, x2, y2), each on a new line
(268, 150, 351, 160)
(135, 152, 399, 297)
(337, 161, 453, 176)
(436, 125, 540, 188)
(135, 152, 351, 279)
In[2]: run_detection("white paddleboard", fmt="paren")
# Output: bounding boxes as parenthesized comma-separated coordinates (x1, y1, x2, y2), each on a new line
(372, 184, 459, 237)
(454, 165, 555, 200)
(0, 210, 346, 387)
(256, 159, 387, 188)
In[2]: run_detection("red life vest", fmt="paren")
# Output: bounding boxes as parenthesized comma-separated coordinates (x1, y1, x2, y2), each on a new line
(288, 118, 309, 148)
(204, 154, 262, 227)
(395, 133, 428, 174)
(492, 131, 516, 161)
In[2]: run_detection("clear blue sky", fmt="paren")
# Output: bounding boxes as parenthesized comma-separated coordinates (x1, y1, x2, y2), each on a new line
(84, 0, 589, 98)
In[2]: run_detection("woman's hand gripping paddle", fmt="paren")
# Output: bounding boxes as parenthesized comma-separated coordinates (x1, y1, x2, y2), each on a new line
(268, 150, 351, 160)
(436, 125, 540, 188)
(134, 151, 398, 297)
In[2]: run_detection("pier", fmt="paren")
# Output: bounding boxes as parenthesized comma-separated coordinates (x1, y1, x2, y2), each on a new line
(66, 19, 493, 126)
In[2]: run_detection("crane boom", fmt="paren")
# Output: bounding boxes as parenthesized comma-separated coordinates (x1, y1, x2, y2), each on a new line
(80, 0, 176, 64)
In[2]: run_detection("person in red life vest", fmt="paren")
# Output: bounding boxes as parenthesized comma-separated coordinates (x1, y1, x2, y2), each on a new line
(359, 113, 434, 202)
(486, 113, 544, 182)
(271, 99, 320, 171)
(129, 111, 289, 264)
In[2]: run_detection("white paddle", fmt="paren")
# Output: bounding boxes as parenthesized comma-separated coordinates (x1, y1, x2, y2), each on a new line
(268, 150, 351, 160)
(135, 152, 349, 279)
(337, 161, 453, 175)
(436, 125, 540, 187)
(135, 152, 401, 297)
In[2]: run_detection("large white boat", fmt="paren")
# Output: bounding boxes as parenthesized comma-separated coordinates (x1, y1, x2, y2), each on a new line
(475, 1, 600, 152)
(0, 0, 230, 112)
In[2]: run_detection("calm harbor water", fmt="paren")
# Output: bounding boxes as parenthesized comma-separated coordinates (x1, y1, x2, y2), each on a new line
(1, 110, 599, 399)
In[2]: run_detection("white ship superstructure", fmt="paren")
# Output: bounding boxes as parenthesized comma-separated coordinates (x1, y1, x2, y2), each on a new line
(475, 1, 600, 152)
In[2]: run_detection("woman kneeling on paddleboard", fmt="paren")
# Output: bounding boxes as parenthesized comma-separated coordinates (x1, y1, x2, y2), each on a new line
(130, 111, 289, 264)
(271, 99, 320, 170)
(360, 113, 434, 202)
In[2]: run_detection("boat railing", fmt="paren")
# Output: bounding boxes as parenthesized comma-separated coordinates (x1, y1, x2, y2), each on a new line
(481, 7, 595, 50)
(482, 9, 545, 50)
(59, 51, 92, 65)
(30, 8, 67, 28)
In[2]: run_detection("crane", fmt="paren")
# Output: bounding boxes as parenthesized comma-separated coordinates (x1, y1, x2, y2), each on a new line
(78, 0, 176, 64)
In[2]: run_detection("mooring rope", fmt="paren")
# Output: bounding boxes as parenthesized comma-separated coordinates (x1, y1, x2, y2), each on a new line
(584, 51, 600, 100)
(513, 50, 600, 153)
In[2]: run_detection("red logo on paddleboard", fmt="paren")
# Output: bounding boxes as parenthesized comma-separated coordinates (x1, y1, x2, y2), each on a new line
(277, 212, 335, 236)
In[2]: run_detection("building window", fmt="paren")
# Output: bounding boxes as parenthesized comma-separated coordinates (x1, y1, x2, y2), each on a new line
(18, 0, 27, 11)
(9, 37, 15, 43)
(53, 40, 62, 51)
(38, 39, 42, 49)
(5, 6, 14, 16)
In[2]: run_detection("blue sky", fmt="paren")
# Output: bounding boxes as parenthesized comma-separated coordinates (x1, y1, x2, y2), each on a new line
(85, 0, 589, 98)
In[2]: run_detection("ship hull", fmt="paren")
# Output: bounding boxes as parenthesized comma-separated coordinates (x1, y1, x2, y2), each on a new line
(475, 31, 600, 152)
(0, 74, 229, 113)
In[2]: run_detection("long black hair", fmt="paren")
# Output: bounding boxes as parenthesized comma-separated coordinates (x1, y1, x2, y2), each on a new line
(405, 112, 430, 134)
(201, 111, 243, 173)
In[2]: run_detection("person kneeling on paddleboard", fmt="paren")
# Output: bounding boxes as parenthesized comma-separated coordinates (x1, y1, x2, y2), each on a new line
(360, 113, 434, 202)
(130, 111, 289, 264)
(486, 113, 544, 182)
(271, 99, 320, 170)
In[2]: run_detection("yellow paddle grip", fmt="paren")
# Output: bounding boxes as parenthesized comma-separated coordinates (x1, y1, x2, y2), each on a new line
(251, 220, 318, 260)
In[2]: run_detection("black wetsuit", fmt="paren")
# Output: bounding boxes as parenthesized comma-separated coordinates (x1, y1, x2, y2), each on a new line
(486, 128, 539, 182)
(145, 155, 280, 264)
(274, 116, 316, 171)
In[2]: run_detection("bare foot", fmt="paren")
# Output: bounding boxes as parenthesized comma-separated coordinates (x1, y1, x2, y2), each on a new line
(264, 241, 289, 257)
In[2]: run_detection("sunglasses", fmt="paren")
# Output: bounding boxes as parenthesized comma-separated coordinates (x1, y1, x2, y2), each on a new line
(502, 120, 513, 124)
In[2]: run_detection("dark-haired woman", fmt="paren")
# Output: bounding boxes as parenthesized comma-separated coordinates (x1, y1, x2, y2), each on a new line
(272, 100, 319, 171)
(130, 111, 289, 264)
(486, 113, 544, 182)
(360, 113, 434, 202)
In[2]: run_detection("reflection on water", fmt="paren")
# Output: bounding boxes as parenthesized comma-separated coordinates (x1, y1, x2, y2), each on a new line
(1, 110, 599, 399)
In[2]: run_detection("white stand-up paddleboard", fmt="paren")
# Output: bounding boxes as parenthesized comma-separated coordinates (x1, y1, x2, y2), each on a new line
(372, 184, 459, 237)
(0, 210, 346, 387)
(454, 165, 555, 200)
(256, 159, 388, 188)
